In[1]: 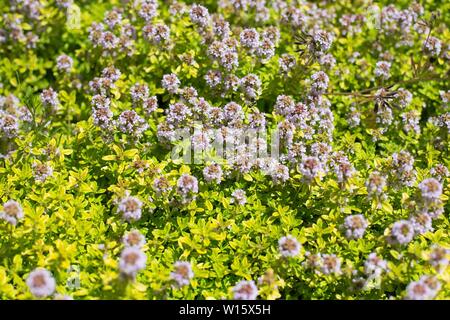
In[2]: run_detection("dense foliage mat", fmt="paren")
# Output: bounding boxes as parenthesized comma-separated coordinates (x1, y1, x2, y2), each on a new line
(0, 0, 449, 300)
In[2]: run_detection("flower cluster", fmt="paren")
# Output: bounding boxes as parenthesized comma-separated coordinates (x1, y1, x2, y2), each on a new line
(32, 163, 53, 182)
(232, 280, 259, 300)
(26, 268, 56, 298)
(278, 235, 301, 257)
(342, 215, 368, 240)
(117, 195, 143, 222)
(406, 276, 441, 300)
(40, 88, 59, 110)
(0, 200, 24, 226)
(119, 247, 147, 279)
(123, 229, 146, 248)
(117, 110, 149, 138)
(56, 54, 73, 73)
(170, 261, 194, 287)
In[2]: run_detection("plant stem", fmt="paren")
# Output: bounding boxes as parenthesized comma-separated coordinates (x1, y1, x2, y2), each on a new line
(325, 74, 446, 97)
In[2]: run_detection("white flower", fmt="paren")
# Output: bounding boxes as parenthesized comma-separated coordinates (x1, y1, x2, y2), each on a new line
(177, 174, 199, 195)
(143, 23, 170, 43)
(0, 113, 19, 138)
(374, 61, 391, 79)
(161, 73, 180, 93)
(117, 110, 149, 137)
(313, 29, 334, 53)
(91, 94, 111, 109)
(118, 247, 147, 277)
(189, 4, 210, 27)
(410, 212, 433, 235)
(364, 253, 388, 277)
(418, 178, 442, 201)
(333, 156, 356, 183)
(130, 83, 149, 103)
(40, 88, 59, 108)
(240, 74, 261, 100)
(223, 102, 244, 123)
(203, 163, 223, 184)
(392, 151, 414, 173)
(166, 102, 192, 125)
(429, 246, 449, 269)
(32, 163, 53, 182)
(423, 36, 441, 56)
(26, 268, 56, 298)
(204, 69, 222, 88)
(92, 106, 113, 129)
(279, 54, 296, 73)
(232, 280, 258, 300)
(405, 277, 439, 300)
(191, 131, 210, 152)
(123, 229, 146, 248)
(320, 254, 341, 275)
(303, 252, 323, 272)
(274, 95, 295, 116)
(153, 176, 172, 195)
(396, 88, 413, 107)
(278, 235, 301, 257)
(299, 156, 323, 182)
(56, 54, 73, 72)
(170, 261, 194, 287)
(366, 171, 386, 197)
(389, 220, 415, 245)
(231, 189, 247, 205)
(99, 31, 119, 50)
(143, 96, 158, 115)
(138, 1, 158, 21)
(104, 9, 122, 28)
(118, 196, 143, 222)
(310, 71, 329, 94)
(270, 163, 290, 183)
(0, 200, 24, 226)
(240, 28, 260, 50)
(343, 214, 368, 239)
(101, 65, 121, 82)
(430, 164, 449, 181)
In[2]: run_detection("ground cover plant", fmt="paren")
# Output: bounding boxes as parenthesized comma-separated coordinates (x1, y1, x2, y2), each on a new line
(0, 0, 449, 300)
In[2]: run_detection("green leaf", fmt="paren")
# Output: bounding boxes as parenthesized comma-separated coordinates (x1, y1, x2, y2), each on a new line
(102, 155, 116, 161)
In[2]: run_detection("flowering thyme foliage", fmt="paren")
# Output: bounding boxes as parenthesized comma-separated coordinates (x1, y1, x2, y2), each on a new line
(0, 0, 449, 301)
(310, 71, 329, 95)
